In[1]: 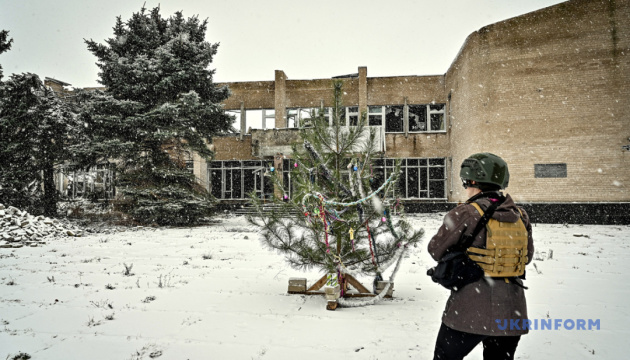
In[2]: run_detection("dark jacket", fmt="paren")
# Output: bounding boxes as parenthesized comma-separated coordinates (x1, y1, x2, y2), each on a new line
(428, 192, 534, 336)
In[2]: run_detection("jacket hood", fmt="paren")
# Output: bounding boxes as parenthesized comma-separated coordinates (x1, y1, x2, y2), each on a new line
(469, 192, 521, 223)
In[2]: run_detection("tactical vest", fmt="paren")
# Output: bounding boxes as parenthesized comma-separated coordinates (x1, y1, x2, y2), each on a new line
(466, 203, 528, 278)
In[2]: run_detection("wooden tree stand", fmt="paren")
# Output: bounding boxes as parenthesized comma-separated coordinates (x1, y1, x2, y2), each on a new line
(288, 275, 394, 310)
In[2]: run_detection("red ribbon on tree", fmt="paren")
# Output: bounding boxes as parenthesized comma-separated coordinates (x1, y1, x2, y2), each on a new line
(366, 223, 377, 266)
(319, 204, 330, 253)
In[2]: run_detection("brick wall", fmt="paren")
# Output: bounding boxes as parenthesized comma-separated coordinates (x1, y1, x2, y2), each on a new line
(367, 76, 445, 105)
(212, 0, 629, 206)
(220, 81, 275, 110)
(446, 0, 630, 203)
(385, 133, 450, 159)
(212, 135, 255, 161)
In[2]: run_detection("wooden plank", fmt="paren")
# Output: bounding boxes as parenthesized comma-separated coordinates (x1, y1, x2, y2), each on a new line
(344, 274, 372, 294)
(306, 275, 328, 292)
(298, 291, 391, 299)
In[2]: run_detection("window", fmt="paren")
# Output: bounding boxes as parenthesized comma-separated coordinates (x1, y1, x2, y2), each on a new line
(286, 109, 299, 128)
(368, 106, 384, 126)
(209, 160, 274, 200)
(380, 104, 445, 133)
(429, 104, 445, 131)
(370, 158, 446, 199)
(320, 106, 367, 127)
(347, 107, 359, 126)
(262, 109, 275, 129)
(286, 107, 328, 128)
(226, 109, 275, 131)
(408, 105, 427, 132)
(63, 163, 115, 200)
(329, 107, 346, 126)
(385, 106, 404, 132)
(185, 160, 194, 174)
(281, 159, 297, 197)
(535, 163, 567, 178)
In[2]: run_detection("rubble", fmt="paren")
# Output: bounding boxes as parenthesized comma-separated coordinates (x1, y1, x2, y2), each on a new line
(0, 203, 84, 249)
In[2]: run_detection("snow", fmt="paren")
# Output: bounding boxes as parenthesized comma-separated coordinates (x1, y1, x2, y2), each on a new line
(1, 214, 628, 359)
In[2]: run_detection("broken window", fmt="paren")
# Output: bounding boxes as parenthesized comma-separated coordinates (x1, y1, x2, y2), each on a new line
(408, 105, 427, 132)
(209, 160, 274, 200)
(370, 158, 446, 199)
(62, 163, 115, 200)
(262, 109, 275, 129)
(225, 109, 276, 131)
(385, 106, 404, 132)
(429, 104, 445, 131)
(286, 108, 327, 128)
(286, 109, 298, 128)
(379, 104, 445, 133)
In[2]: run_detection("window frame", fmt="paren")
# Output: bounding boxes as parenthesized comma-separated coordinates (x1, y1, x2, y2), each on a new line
(373, 104, 446, 134)
(371, 157, 447, 200)
(62, 163, 116, 200)
(208, 160, 274, 200)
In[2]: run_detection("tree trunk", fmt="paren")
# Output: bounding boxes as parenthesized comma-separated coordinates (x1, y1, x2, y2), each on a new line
(42, 162, 58, 217)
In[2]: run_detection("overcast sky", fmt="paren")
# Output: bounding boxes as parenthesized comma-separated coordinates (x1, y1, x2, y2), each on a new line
(1, 0, 566, 88)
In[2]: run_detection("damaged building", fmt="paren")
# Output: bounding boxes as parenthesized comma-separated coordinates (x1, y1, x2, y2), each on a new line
(202, 0, 630, 223)
(52, 0, 629, 223)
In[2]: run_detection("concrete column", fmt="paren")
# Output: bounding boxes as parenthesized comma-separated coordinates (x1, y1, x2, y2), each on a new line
(403, 97, 409, 138)
(358, 66, 368, 120)
(274, 70, 287, 129)
(240, 101, 246, 140)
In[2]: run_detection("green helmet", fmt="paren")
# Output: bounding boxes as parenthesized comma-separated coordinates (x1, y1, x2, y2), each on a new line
(460, 153, 509, 190)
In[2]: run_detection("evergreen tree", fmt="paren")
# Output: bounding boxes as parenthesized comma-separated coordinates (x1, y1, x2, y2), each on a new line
(77, 6, 233, 225)
(0, 30, 13, 80)
(248, 81, 423, 299)
(0, 73, 79, 216)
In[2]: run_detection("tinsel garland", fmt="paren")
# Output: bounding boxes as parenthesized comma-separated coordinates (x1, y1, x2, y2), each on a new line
(301, 170, 396, 209)
(303, 140, 353, 197)
(337, 245, 407, 308)
(299, 140, 410, 307)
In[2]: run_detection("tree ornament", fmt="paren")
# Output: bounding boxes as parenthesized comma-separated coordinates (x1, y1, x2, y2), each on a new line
(270, 166, 275, 172)
(248, 80, 424, 309)
(294, 162, 298, 168)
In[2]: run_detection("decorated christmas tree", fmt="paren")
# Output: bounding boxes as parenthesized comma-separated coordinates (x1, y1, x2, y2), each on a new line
(248, 81, 424, 308)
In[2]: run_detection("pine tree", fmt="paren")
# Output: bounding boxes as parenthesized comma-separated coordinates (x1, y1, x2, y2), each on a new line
(0, 73, 79, 216)
(248, 81, 424, 302)
(77, 6, 233, 225)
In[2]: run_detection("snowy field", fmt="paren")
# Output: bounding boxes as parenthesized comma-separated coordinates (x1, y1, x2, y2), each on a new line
(1, 213, 628, 359)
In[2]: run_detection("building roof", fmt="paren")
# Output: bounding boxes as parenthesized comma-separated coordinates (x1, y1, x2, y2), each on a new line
(44, 77, 71, 86)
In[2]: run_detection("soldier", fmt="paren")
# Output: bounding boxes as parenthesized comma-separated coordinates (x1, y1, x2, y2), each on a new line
(428, 153, 534, 360)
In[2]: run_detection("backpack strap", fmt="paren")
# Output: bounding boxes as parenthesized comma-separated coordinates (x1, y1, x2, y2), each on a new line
(470, 202, 484, 216)
(453, 200, 500, 251)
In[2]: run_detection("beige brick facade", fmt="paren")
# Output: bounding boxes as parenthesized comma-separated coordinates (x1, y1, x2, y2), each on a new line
(446, 0, 630, 203)
(208, 0, 629, 208)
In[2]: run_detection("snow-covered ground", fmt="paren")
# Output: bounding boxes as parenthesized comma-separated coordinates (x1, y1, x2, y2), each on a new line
(1, 213, 628, 359)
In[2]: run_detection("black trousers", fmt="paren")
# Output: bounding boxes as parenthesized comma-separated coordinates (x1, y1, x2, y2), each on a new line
(433, 323, 521, 360)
